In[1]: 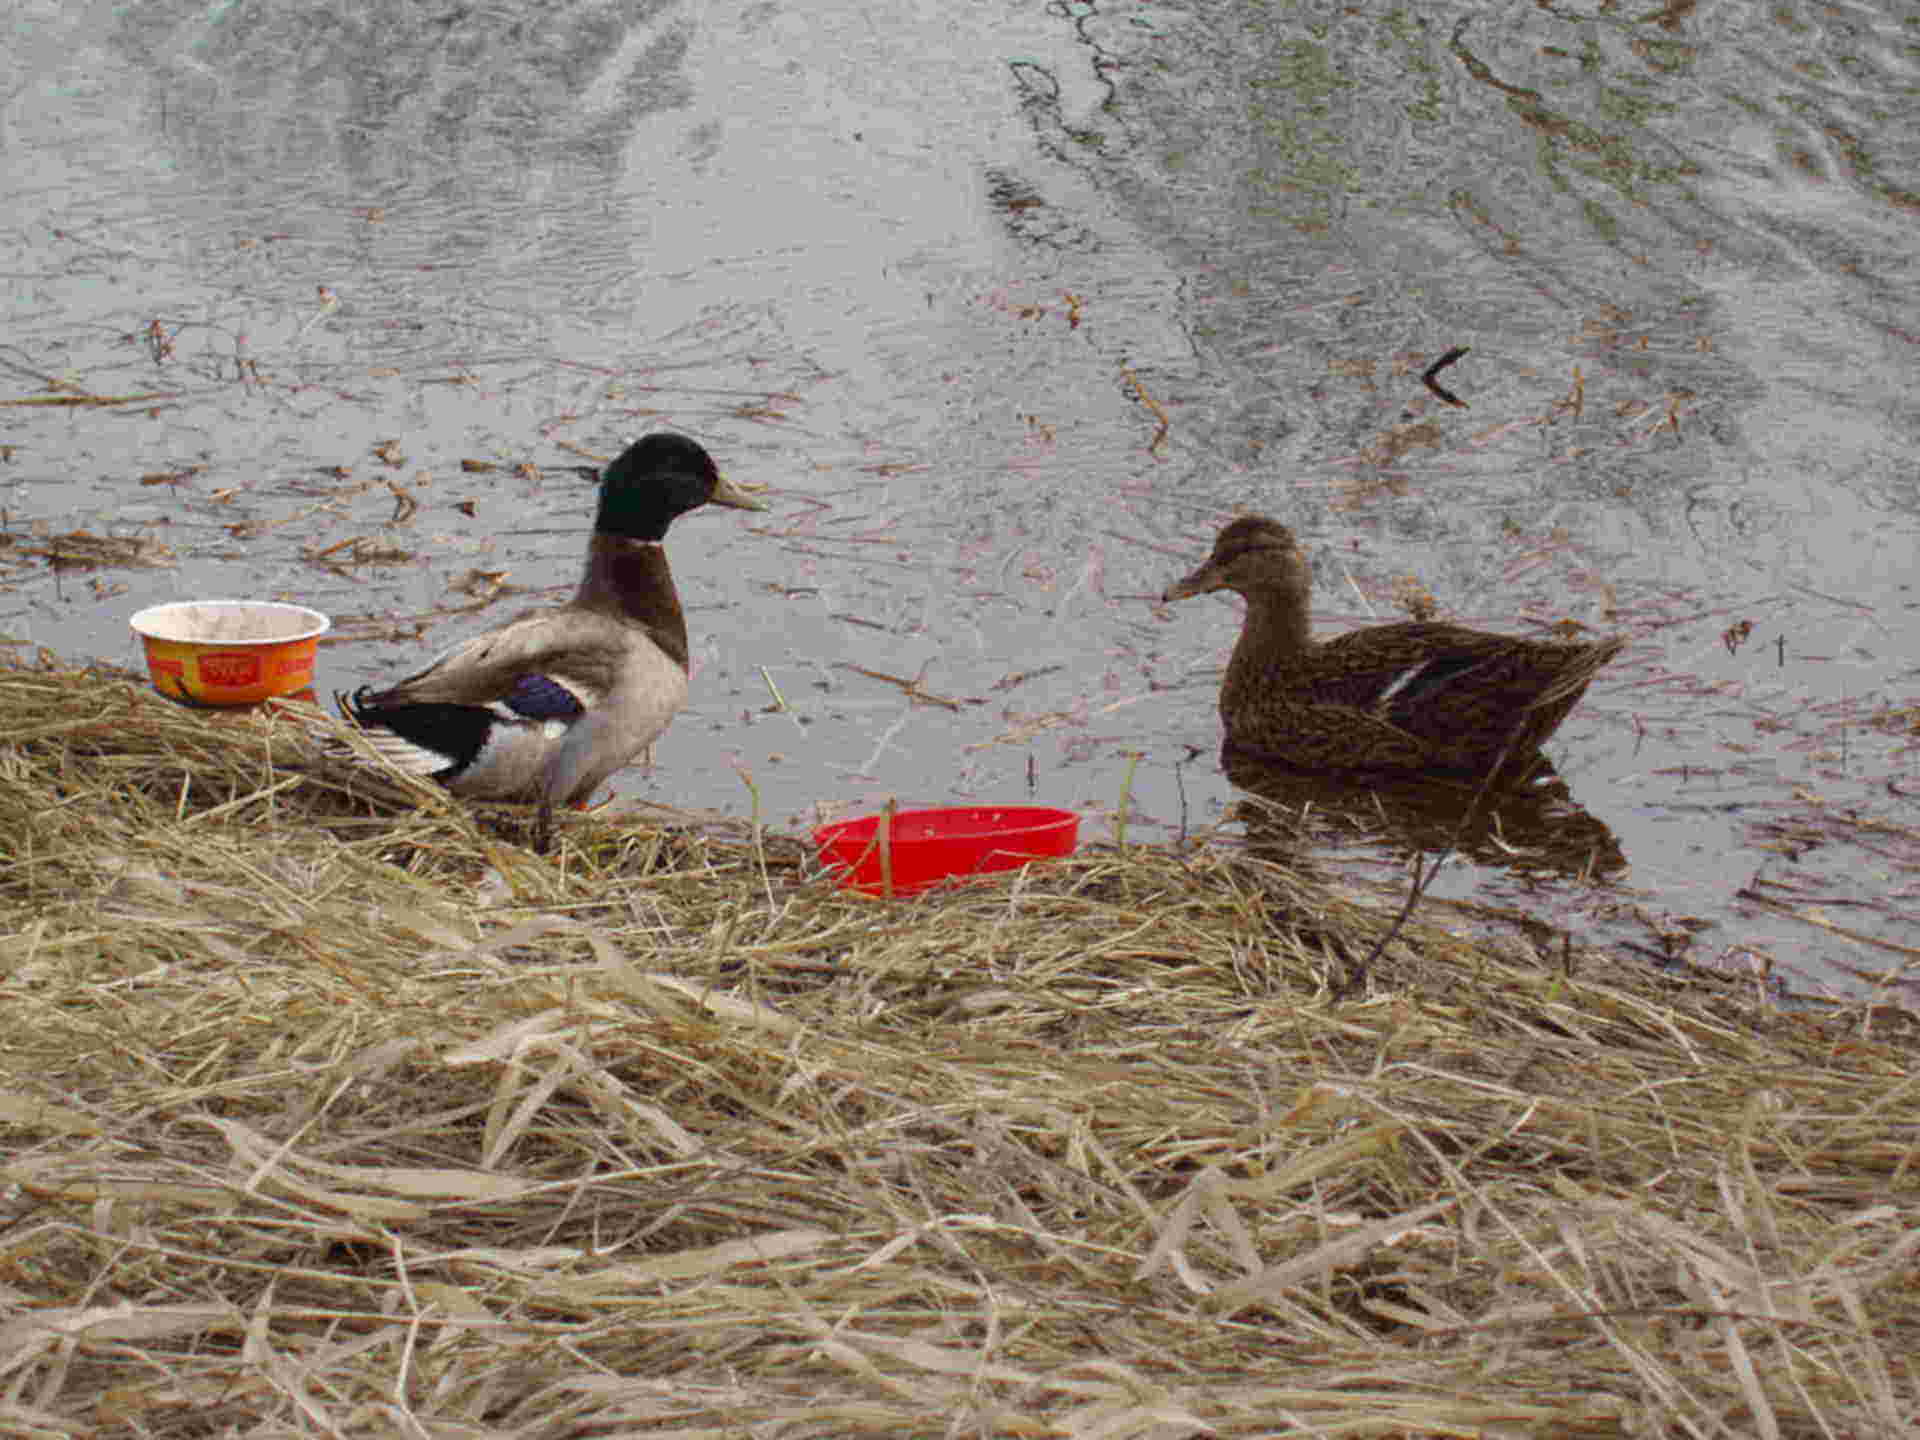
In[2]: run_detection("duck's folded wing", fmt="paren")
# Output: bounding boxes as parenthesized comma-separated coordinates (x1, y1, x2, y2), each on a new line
(369, 610, 627, 708)
(1311, 625, 1504, 715)
(1365, 653, 1499, 725)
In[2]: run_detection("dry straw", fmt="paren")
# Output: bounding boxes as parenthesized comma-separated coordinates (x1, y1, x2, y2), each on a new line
(2, 654, 1916, 1435)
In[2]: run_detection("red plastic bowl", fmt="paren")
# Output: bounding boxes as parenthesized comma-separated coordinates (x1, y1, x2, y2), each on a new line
(814, 806, 1079, 896)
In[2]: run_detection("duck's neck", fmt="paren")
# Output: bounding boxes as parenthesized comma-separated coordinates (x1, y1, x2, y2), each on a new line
(576, 535, 690, 671)
(1222, 588, 1314, 717)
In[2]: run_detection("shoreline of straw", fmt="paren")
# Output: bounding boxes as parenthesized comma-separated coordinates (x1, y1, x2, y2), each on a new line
(3, 653, 1915, 1434)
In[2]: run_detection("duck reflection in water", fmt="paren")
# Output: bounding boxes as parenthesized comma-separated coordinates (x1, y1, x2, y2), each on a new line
(1221, 750, 1625, 879)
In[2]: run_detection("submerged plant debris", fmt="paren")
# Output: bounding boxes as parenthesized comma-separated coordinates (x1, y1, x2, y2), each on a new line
(2, 655, 1916, 1433)
(0, 527, 176, 570)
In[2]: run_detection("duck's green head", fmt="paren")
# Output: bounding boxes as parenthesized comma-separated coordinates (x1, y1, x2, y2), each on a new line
(594, 434, 763, 541)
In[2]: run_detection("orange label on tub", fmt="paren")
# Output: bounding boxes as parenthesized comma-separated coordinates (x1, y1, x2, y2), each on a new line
(199, 651, 263, 688)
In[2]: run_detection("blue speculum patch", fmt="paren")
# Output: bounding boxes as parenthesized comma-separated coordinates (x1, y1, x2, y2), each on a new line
(503, 674, 585, 723)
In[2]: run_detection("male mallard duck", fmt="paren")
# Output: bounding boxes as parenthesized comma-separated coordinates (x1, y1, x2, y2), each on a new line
(1162, 516, 1623, 781)
(344, 433, 761, 845)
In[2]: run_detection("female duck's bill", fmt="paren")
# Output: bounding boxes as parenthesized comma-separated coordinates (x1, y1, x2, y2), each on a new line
(342, 433, 763, 849)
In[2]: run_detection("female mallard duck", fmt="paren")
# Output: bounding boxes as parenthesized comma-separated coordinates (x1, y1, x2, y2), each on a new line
(1162, 516, 1622, 781)
(345, 433, 761, 845)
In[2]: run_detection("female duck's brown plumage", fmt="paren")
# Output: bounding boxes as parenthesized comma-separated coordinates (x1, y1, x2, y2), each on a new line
(1163, 516, 1623, 781)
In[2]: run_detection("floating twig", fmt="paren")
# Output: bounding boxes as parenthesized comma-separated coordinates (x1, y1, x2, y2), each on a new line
(836, 663, 965, 711)
(1421, 346, 1471, 408)
(387, 479, 418, 524)
(1121, 366, 1172, 458)
(1, 391, 176, 408)
(1114, 750, 1142, 851)
(761, 667, 806, 733)
(880, 795, 896, 900)
(22, 530, 175, 570)
(992, 665, 1065, 693)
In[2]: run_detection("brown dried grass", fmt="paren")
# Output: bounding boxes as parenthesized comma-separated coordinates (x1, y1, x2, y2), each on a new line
(2, 654, 1917, 1437)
